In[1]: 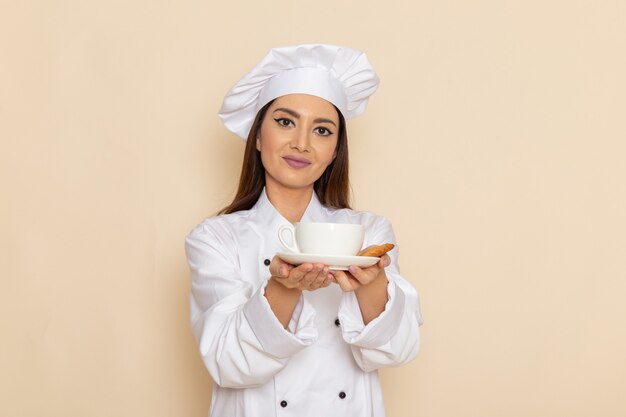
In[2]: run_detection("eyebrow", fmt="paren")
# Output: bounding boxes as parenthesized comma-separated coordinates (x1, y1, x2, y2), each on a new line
(273, 107, 337, 127)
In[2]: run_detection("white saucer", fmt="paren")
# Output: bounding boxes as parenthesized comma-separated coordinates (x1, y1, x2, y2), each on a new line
(277, 252, 380, 270)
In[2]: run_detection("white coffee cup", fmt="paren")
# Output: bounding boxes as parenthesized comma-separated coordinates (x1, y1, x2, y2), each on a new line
(278, 222, 365, 256)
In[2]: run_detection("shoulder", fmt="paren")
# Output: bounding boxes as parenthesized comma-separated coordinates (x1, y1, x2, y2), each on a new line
(185, 208, 261, 266)
(186, 207, 257, 245)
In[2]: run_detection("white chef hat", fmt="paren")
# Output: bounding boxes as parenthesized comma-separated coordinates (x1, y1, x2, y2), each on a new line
(218, 44, 380, 140)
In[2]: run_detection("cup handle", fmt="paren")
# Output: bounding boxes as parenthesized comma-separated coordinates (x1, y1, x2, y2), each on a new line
(278, 224, 299, 253)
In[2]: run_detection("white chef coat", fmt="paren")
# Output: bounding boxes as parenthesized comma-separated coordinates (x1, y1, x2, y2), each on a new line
(185, 189, 423, 417)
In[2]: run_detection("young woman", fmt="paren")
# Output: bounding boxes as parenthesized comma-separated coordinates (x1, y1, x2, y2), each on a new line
(185, 44, 423, 417)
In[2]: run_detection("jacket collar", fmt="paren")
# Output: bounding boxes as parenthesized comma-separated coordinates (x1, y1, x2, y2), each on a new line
(253, 188, 327, 226)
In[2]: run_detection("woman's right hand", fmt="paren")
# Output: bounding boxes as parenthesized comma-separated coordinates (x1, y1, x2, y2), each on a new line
(269, 256, 334, 291)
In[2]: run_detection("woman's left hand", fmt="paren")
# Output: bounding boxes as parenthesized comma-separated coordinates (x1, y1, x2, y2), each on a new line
(331, 254, 390, 292)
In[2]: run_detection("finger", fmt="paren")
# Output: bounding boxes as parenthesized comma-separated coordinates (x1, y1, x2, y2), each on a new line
(379, 254, 391, 268)
(304, 276, 322, 290)
(269, 256, 292, 278)
(347, 265, 370, 283)
(301, 271, 317, 287)
(322, 273, 334, 287)
(316, 272, 334, 288)
(282, 263, 293, 278)
(348, 265, 363, 275)
(308, 265, 329, 289)
(349, 264, 384, 287)
(332, 270, 358, 292)
(289, 263, 313, 283)
(301, 264, 326, 289)
(275, 263, 292, 279)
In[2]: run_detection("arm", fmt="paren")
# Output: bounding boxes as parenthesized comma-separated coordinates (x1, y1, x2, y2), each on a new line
(332, 256, 390, 325)
(185, 222, 318, 388)
(264, 277, 302, 328)
(265, 260, 334, 328)
(337, 216, 424, 372)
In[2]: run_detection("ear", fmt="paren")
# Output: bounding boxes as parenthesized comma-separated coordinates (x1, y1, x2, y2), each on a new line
(255, 136, 261, 151)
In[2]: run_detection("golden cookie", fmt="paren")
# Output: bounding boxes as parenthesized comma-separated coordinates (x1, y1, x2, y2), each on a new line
(359, 243, 395, 257)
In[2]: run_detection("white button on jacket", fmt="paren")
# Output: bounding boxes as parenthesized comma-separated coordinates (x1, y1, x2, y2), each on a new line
(185, 190, 423, 417)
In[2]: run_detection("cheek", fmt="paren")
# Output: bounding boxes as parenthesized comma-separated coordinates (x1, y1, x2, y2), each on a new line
(321, 140, 339, 165)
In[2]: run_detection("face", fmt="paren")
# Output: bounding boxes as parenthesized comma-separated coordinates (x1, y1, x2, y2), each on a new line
(256, 94, 340, 193)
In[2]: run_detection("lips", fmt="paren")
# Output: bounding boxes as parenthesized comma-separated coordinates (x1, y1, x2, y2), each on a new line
(282, 155, 311, 169)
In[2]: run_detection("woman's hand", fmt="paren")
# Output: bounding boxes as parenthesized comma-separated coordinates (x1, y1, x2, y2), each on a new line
(269, 256, 334, 291)
(331, 254, 391, 325)
(264, 256, 334, 328)
(331, 254, 390, 292)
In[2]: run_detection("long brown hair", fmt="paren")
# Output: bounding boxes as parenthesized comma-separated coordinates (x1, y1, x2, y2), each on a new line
(219, 99, 351, 214)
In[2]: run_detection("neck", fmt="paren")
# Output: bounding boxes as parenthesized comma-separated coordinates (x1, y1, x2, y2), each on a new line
(265, 183, 314, 224)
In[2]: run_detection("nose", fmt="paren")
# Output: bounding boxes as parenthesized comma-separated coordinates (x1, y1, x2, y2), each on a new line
(290, 126, 311, 153)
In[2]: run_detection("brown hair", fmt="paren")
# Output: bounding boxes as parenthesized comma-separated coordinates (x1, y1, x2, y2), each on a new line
(219, 99, 351, 214)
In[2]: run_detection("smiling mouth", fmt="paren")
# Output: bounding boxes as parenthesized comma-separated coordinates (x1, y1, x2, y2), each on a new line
(282, 156, 311, 169)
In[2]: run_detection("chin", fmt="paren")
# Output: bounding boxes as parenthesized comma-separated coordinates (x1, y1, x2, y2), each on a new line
(271, 175, 318, 190)
(282, 180, 317, 190)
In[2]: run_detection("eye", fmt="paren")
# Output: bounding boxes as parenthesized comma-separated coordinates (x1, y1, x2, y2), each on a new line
(314, 126, 334, 136)
(274, 118, 294, 127)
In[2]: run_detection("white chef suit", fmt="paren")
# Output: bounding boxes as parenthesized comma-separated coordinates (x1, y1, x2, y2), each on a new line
(185, 189, 423, 417)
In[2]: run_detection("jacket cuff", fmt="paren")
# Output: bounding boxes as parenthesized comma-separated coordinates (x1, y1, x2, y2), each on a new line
(338, 278, 405, 349)
(243, 280, 318, 358)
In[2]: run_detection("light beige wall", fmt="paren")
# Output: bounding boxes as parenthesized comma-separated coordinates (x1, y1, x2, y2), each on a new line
(1, 1, 625, 416)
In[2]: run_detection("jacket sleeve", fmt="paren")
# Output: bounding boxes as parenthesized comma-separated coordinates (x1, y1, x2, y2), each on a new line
(185, 221, 318, 388)
(338, 216, 423, 372)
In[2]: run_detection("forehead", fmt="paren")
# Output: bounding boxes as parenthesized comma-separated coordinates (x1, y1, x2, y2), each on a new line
(269, 94, 339, 121)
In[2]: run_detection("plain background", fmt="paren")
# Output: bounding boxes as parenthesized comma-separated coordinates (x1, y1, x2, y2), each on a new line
(1, 1, 625, 416)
